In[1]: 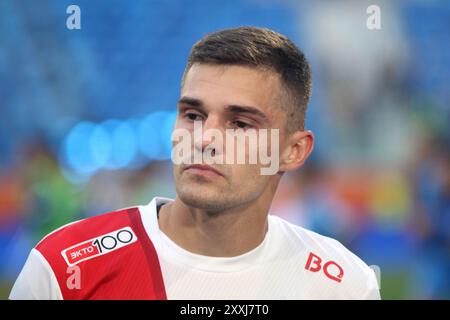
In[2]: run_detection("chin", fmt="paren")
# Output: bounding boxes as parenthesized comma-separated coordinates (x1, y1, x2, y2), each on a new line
(176, 184, 230, 213)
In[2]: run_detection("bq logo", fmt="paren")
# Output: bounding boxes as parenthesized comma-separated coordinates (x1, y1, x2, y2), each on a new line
(305, 252, 344, 283)
(61, 227, 137, 266)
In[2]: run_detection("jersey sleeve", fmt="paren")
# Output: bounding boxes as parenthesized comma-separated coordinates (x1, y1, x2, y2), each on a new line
(9, 248, 63, 300)
(362, 286, 381, 300)
(360, 267, 381, 300)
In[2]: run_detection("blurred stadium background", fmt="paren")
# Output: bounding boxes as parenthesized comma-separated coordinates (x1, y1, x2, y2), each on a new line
(0, 0, 449, 299)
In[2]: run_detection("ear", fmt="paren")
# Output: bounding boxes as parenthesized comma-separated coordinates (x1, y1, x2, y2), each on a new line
(278, 130, 314, 172)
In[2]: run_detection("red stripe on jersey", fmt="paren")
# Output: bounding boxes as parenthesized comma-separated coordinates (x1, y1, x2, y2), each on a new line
(128, 207, 167, 300)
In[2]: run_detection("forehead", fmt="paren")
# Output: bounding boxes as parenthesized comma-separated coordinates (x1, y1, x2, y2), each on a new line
(181, 64, 282, 116)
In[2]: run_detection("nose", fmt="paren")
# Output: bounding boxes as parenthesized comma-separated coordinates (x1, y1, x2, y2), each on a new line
(193, 115, 222, 155)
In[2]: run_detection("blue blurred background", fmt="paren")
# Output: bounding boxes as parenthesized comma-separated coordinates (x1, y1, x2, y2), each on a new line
(0, 0, 449, 299)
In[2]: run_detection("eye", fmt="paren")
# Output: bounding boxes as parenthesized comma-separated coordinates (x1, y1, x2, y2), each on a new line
(233, 120, 252, 129)
(184, 112, 203, 122)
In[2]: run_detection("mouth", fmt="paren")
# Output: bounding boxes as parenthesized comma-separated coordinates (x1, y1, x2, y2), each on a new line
(183, 164, 224, 178)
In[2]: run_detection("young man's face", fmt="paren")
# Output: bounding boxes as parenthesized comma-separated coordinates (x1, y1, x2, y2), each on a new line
(173, 63, 291, 213)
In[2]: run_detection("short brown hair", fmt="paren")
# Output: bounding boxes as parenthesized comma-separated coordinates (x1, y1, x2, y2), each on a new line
(182, 26, 312, 132)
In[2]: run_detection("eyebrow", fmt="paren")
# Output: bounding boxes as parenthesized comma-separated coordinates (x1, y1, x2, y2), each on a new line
(225, 105, 269, 123)
(178, 96, 270, 123)
(178, 96, 203, 108)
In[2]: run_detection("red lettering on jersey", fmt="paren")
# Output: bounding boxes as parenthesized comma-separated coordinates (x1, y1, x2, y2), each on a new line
(305, 252, 322, 272)
(323, 261, 344, 283)
(305, 252, 344, 283)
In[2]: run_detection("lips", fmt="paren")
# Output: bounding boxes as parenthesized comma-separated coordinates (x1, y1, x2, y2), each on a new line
(184, 164, 224, 177)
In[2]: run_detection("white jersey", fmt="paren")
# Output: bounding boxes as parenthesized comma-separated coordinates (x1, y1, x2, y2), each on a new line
(10, 197, 380, 299)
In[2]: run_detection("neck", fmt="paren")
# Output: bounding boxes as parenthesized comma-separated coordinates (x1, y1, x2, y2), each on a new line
(158, 186, 277, 257)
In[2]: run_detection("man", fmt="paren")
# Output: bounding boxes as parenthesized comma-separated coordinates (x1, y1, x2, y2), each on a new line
(10, 27, 380, 299)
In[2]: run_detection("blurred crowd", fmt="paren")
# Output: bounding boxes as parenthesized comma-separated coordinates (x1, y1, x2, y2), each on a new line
(0, 0, 449, 299)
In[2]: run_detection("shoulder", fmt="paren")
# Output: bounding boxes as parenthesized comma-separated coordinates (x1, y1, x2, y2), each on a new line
(35, 206, 141, 266)
(9, 248, 63, 300)
(270, 214, 372, 270)
(14, 204, 166, 300)
(269, 215, 380, 298)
